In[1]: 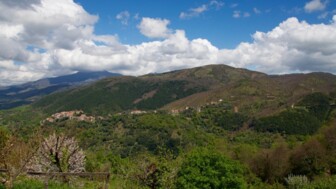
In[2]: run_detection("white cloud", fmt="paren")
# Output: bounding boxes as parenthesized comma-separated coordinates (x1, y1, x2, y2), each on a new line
(210, 0, 224, 10)
(180, 5, 208, 19)
(0, 0, 41, 8)
(318, 12, 329, 19)
(134, 13, 140, 20)
(304, 0, 327, 13)
(218, 17, 336, 74)
(230, 4, 238, 8)
(1, 0, 336, 86)
(243, 12, 250, 17)
(233, 11, 250, 18)
(116, 11, 130, 25)
(253, 7, 261, 14)
(233, 11, 241, 18)
(179, 1, 223, 19)
(137, 17, 171, 39)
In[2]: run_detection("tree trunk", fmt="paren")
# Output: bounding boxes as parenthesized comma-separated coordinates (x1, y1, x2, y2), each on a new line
(5, 176, 13, 189)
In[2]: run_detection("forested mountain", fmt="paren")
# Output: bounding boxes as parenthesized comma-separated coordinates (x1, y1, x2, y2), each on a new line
(0, 71, 121, 109)
(1, 64, 336, 188)
(33, 64, 336, 116)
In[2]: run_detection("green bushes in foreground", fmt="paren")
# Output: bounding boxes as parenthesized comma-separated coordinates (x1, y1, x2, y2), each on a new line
(176, 148, 247, 189)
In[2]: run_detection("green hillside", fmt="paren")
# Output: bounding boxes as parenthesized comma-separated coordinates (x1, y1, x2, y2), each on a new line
(33, 65, 336, 117)
(2, 64, 336, 188)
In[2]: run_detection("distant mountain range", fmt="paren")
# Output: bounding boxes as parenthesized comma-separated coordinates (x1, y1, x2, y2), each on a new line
(0, 71, 121, 109)
(31, 65, 336, 117)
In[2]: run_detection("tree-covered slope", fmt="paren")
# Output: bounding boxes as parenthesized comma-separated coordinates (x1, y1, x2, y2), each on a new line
(32, 64, 336, 116)
(0, 71, 120, 110)
(33, 76, 207, 115)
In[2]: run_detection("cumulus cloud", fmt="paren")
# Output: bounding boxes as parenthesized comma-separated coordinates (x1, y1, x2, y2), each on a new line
(179, 0, 223, 19)
(0, 0, 98, 85)
(1, 0, 336, 86)
(116, 11, 130, 25)
(218, 16, 336, 74)
(304, 0, 327, 13)
(137, 17, 171, 38)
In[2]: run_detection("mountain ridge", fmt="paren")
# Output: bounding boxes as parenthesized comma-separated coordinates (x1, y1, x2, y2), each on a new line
(0, 71, 121, 109)
(32, 64, 336, 116)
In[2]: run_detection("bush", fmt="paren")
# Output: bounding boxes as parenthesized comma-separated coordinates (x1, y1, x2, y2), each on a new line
(285, 174, 309, 189)
(176, 148, 247, 189)
(302, 176, 336, 189)
(251, 145, 290, 183)
(290, 139, 327, 178)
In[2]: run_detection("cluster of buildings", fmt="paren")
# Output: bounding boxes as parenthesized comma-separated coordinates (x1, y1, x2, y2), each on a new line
(41, 98, 240, 123)
(42, 110, 95, 124)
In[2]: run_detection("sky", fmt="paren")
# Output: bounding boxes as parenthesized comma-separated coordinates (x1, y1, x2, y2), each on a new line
(0, 0, 336, 86)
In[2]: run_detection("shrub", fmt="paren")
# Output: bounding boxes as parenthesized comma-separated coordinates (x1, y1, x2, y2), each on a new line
(285, 174, 309, 189)
(176, 148, 247, 189)
(302, 176, 336, 189)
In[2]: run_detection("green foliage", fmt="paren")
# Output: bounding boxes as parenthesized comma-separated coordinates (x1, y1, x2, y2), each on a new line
(0, 126, 9, 150)
(3, 65, 336, 188)
(214, 111, 247, 131)
(0, 106, 44, 138)
(250, 145, 290, 183)
(176, 148, 247, 189)
(76, 113, 212, 158)
(290, 139, 327, 178)
(192, 105, 247, 132)
(136, 80, 205, 110)
(298, 92, 331, 121)
(302, 176, 336, 189)
(229, 130, 280, 148)
(254, 109, 321, 135)
(11, 177, 105, 189)
(321, 126, 336, 174)
(12, 178, 45, 189)
(33, 79, 205, 115)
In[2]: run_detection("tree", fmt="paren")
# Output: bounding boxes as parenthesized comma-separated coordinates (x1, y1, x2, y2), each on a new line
(176, 148, 247, 189)
(297, 92, 330, 121)
(28, 133, 85, 173)
(290, 139, 327, 178)
(320, 125, 336, 174)
(254, 109, 321, 135)
(250, 144, 290, 183)
(0, 128, 40, 188)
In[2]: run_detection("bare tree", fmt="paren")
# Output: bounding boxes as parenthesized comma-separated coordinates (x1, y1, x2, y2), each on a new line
(28, 133, 85, 173)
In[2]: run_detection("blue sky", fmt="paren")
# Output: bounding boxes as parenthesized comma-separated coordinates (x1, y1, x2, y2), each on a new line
(0, 0, 336, 86)
(75, 0, 336, 48)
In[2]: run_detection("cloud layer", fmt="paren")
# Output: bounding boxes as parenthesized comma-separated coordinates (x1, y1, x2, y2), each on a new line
(219, 16, 336, 74)
(0, 0, 336, 86)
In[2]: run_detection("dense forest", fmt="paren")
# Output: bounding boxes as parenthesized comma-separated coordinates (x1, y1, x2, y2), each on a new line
(1, 90, 336, 188)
